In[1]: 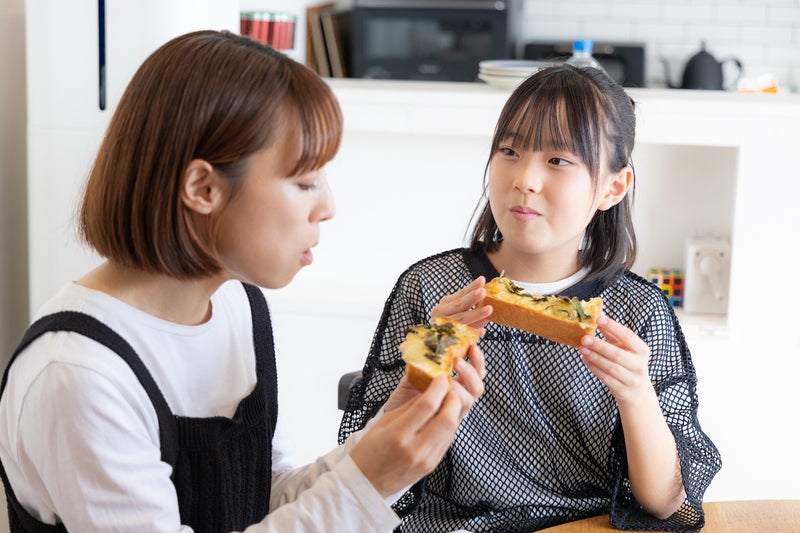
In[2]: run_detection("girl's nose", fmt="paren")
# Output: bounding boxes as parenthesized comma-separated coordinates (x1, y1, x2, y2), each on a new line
(513, 162, 542, 194)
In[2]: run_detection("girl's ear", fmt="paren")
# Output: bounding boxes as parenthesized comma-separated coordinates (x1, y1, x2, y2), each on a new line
(181, 159, 223, 214)
(597, 165, 633, 211)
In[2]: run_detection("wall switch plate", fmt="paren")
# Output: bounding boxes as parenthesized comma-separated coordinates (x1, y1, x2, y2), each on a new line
(683, 237, 731, 315)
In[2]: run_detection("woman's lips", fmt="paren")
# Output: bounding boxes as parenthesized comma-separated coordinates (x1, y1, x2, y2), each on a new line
(510, 206, 540, 221)
(301, 249, 313, 266)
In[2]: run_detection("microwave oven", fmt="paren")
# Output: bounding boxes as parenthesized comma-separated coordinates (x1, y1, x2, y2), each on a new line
(350, 0, 511, 81)
(523, 41, 646, 88)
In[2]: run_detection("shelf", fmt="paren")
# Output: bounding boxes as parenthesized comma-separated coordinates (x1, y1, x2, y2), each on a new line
(674, 309, 729, 339)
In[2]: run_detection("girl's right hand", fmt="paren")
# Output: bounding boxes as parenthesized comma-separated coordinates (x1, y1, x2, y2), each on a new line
(431, 277, 493, 334)
(349, 346, 486, 498)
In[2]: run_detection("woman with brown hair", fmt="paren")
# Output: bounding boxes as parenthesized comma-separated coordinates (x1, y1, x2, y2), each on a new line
(0, 30, 485, 532)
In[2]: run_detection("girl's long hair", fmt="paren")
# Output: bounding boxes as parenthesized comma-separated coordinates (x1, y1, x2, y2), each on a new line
(469, 65, 637, 285)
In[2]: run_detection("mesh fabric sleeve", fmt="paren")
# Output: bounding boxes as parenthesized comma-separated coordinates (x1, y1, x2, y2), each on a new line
(607, 275, 722, 531)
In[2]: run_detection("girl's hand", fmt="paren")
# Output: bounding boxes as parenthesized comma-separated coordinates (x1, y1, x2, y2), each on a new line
(431, 277, 493, 334)
(352, 345, 486, 498)
(581, 314, 687, 518)
(579, 314, 652, 405)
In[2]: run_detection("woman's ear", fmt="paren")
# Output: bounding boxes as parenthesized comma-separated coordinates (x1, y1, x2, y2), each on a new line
(597, 165, 633, 211)
(181, 159, 222, 215)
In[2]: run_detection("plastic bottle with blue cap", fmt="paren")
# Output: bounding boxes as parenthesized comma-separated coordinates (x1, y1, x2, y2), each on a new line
(565, 39, 607, 74)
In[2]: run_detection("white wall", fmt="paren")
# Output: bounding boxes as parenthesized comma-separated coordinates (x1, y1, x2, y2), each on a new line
(517, 0, 800, 91)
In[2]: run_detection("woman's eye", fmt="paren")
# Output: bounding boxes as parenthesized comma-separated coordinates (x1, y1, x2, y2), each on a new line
(298, 182, 318, 191)
(549, 157, 571, 166)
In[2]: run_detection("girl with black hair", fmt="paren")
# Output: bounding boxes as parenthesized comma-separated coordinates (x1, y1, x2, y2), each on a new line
(339, 65, 721, 533)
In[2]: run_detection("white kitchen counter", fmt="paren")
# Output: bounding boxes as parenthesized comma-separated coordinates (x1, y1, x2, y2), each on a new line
(268, 79, 800, 504)
(325, 78, 799, 141)
(270, 78, 800, 332)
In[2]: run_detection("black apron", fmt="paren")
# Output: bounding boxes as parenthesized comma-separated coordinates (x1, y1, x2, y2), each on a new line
(0, 283, 277, 533)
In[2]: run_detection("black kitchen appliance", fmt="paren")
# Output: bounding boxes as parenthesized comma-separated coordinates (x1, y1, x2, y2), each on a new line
(662, 41, 742, 90)
(523, 40, 646, 87)
(350, 0, 511, 81)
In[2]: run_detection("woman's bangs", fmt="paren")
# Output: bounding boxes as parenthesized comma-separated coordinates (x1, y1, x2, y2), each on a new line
(290, 80, 343, 176)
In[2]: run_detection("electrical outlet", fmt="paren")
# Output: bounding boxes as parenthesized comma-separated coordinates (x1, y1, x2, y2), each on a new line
(683, 237, 730, 315)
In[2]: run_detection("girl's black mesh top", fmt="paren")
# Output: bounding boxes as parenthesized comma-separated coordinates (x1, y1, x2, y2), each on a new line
(338, 248, 721, 533)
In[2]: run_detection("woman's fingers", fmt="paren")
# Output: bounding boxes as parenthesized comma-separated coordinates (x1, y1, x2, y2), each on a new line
(451, 347, 486, 416)
(381, 375, 422, 413)
(351, 376, 466, 497)
(384, 375, 451, 428)
(350, 343, 487, 498)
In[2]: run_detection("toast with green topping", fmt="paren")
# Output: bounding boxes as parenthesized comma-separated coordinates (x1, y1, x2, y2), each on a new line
(400, 317, 480, 391)
(481, 276, 602, 348)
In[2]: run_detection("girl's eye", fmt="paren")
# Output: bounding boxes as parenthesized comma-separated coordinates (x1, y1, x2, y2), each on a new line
(298, 182, 318, 191)
(499, 147, 518, 157)
(548, 157, 571, 166)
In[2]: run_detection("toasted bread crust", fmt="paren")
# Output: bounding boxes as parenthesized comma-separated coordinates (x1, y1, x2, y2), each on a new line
(483, 294, 600, 348)
(401, 318, 479, 391)
(404, 341, 473, 391)
(480, 277, 602, 348)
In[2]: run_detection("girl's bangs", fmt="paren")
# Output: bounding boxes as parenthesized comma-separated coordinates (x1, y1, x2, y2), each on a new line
(508, 94, 574, 155)
(503, 80, 603, 177)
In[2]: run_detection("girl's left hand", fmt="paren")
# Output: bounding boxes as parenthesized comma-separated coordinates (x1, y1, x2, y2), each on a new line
(579, 314, 652, 405)
(431, 277, 493, 335)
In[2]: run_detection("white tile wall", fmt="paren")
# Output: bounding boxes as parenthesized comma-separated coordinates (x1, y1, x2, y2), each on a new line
(517, 0, 800, 91)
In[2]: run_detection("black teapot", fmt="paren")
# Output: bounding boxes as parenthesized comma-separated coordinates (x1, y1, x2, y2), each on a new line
(662, 42, 743, 90)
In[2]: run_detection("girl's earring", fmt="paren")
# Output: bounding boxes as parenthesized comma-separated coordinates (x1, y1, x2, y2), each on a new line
(493, 228, 503, 243)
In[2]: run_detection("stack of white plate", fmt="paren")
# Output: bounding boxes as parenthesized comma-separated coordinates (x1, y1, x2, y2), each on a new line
(478, 60, 555, 89)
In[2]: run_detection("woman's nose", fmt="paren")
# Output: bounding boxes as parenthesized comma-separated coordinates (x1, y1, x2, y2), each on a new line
(316, 178, 336, 222)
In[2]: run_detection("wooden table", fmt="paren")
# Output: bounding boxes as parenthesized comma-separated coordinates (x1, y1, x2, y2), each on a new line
(537, 500, 800, 532)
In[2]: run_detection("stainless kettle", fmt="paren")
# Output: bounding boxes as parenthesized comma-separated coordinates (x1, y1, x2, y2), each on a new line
(662, 41, 743, 90)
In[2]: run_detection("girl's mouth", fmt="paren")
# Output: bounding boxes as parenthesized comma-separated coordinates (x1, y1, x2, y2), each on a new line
(511, 206, 540, 221)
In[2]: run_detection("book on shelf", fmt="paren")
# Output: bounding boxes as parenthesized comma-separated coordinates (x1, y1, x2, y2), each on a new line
(320, 8, 351, 78)
(306, 2, 334, 77)
(306, 3, 352, 78)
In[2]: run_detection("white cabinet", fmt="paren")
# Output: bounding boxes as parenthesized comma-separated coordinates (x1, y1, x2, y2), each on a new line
(268, 79, 800, 502)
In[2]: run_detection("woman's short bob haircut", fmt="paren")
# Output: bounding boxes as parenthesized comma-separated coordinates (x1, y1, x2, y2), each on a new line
(79, 30, 343, 278)
(469, 65, 637, 285)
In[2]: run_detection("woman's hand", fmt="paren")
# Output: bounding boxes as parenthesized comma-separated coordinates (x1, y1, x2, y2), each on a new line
(383, 344, 486, 414)
(351, 345, 486, 498)
(431, 277, 493, 335)
(578, 314, 652, 405)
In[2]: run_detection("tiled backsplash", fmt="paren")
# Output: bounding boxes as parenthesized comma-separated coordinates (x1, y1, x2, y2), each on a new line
(516, 0, 799, 91)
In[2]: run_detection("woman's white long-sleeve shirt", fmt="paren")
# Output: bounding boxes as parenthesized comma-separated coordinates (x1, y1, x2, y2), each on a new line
(0, 281, 400, 532)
